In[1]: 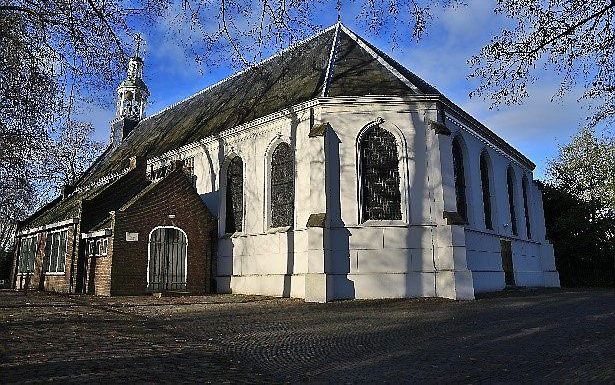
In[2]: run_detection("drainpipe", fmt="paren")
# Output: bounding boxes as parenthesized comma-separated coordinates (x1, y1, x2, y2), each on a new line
(69, 220, 79, 293)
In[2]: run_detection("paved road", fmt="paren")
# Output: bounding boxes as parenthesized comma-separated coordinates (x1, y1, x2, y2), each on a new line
(1, 289, 614, 383)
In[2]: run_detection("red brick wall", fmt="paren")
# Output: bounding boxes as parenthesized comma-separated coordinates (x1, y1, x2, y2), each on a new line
(109, 170, 215, 295)
(89, 236, 113, 296)
(14, 225, 78, 293)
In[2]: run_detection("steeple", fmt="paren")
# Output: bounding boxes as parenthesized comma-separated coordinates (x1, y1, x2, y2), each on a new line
(111, 34, 149, 146)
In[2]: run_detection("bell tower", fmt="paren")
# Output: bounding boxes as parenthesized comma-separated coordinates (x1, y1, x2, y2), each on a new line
(111, 34, 149, 146)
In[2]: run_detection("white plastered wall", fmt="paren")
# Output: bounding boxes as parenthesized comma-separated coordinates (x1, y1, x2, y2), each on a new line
(444, 114, 560, 292)
(318, 98, 474, 301)
(146, 97, 559, 301)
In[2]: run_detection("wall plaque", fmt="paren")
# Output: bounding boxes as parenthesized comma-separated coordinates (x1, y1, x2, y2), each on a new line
(126, 232, 139, 242)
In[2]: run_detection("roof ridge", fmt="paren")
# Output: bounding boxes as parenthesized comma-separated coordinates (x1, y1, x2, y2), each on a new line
(321, 22, 341, 97)
(139, 24, 338, 125)
(338, 24, 422, 94)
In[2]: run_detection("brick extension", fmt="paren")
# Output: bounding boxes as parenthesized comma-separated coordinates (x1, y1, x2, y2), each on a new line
(109, 168, 216, 295)
(12, 162, 216, 296)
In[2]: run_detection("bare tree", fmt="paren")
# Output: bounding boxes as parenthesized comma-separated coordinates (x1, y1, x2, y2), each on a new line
(1, 0, 130, 249)
(3, 0, 615, 249)
(159, 0, 460, 67)
(469, 0, 615, 127)
(38, 120, 105, 198)
(0, 0, 457, 222)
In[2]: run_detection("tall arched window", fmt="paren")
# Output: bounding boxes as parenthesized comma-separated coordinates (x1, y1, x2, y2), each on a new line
(506, 166, 518, 236)
(522, 176, 532, 239)
(452, 137, 467, 222)
(225, 156, 243, 233)
(359, 125, 402, 221)
(270, 142, 294, 228)
(480, 150, 493, 230)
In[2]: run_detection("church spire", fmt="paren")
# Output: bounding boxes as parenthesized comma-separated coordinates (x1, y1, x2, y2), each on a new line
(111, 34, 149, 146)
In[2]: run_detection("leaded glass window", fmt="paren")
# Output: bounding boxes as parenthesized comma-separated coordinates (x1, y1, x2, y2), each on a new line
(270, 143, 294, 228)
(19, 236, 37, 273)
(507, 166, 518, 236)
(359, 126, 402, 221)
(46, 230, 67, 273)
(522, 177, 532, 239)
(225, 156, 243, 233)
(480, 151, 493, 230)
(452, 137, 467, 222)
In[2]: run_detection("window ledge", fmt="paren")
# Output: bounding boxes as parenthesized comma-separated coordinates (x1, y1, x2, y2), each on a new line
(360, 220, 408, 227)
(267, 226, 291, 234)
(45, 272, 65, 276)
(222, 232, 246, 239)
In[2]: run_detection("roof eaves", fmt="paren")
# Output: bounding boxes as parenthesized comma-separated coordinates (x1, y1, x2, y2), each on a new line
(439, 95, 536, 170)
(145, 97, 321, 165)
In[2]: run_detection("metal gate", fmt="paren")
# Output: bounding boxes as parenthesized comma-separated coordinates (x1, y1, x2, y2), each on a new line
(148, 227, 187, 291)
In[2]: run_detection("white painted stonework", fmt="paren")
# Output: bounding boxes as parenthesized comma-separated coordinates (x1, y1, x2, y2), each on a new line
(140, 24, 559, 302)
(146, 95, 559, 302)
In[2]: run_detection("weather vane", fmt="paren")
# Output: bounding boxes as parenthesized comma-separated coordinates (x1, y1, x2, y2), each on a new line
(336, 0, 342, 21)
(134, 33, 145, 58)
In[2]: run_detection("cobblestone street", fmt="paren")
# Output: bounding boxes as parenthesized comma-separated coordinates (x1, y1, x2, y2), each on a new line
(1, 288, 614, 383)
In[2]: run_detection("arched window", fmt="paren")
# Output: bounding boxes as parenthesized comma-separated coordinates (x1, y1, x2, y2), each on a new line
(452, 137, 467, 222)
(270, 142, 294, 228)
(506, 166, 518, 235)
(522, 176, 532, 239)
(359, 125, 402, 221)
(225, 156, 243, 233)
(480, 151, 493, 230)
(148, 227, 187, 292)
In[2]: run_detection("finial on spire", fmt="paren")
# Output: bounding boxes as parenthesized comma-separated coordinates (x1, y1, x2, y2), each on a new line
(134, 33, 144, 58)
(336, 0, 342, 22)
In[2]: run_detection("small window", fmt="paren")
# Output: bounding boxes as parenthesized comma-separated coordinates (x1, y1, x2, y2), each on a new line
(225, 156, 244, 233)
(151, 165, 168, 181)
(359, 125, 402, 221)
(452, 137, 467, 222)
(183, 157, 195, 176)
(507, 166, 518, 236)
(46, 231, 67, 273)
(270, 143, 294, 228)
(183, 157, 197, 187)
(480, 151, 493, 230)
(18, 236, 37, 273)
(522, 177, 532, 239)
(88, 240, 97, 256)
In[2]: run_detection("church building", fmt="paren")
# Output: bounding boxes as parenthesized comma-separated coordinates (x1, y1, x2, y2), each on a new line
(11, 23, 560, 302)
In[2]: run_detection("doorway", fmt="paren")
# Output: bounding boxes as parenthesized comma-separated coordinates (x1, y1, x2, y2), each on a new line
(148, 227, 188, 292)
(500, 239, 515, 286)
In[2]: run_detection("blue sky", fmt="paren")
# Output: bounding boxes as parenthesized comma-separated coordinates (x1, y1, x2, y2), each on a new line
(87, 0, 605, 180)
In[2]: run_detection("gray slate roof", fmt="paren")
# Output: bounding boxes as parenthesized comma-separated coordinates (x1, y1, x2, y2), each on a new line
(21, 23, 534, 229)
(79, 24, 433, 187)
